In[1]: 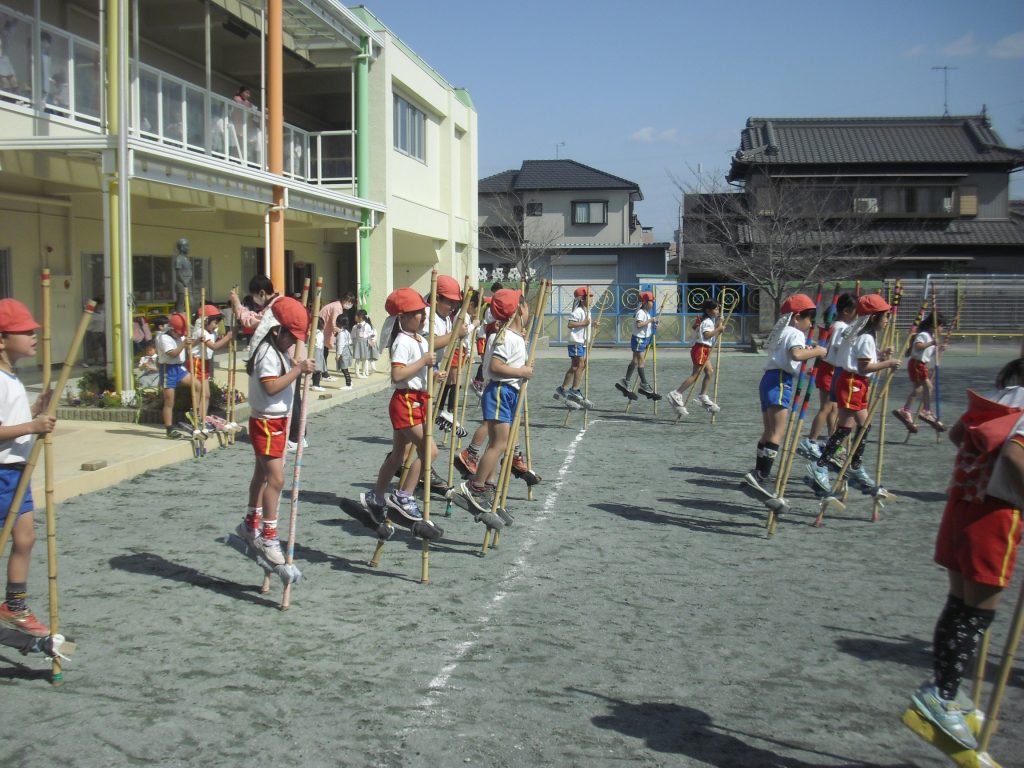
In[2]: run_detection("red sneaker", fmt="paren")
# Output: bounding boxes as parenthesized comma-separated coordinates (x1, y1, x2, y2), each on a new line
(455, 449, 479, 477)
(511, 454, 530, 474)
(0, 602, 50, 638)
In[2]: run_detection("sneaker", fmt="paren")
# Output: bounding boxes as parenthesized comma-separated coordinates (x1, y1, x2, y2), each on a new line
(698, 394, 720, 413)
(458, 481, 493, 515)
(511, 454, 530, 475)
(455, 448, 479, 476)
(798, 437, 822, 460)
(806, 462, 832, 495)
(615, 379, 638, 401)
(892, 407, 919, 433)
(563, 390, 582, 410)
(848, 465, 874, 489)
(322, 375, 337, 382)
(638, 384, 663, 401)
(285, 437, 309, 452)
(919, 410, 947, 432)
(342, 384, 354, 391)
(386, 492, 423, 522)
(430, 468, 451, 494)
(30, 634, 75, 661)
(362, 491, 388, 526)
(235, 520, 261, 547)
(668, 390, 689, 415)
(741, 471, 771, 497)
(471, 379, 484, 398)
(436, 410, 466, 437)
(911, 683, 977, 750)
(0, 603, 50, 637)
(553, 386, 567, 402)
(255, 535, 286, 566)
(310, 385, 326, 392)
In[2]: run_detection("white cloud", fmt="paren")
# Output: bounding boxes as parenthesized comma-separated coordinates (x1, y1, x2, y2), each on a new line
(630, 127, 678, 144)
(989, 31, 1024, 59)
(902, 43, 927, 58)
(942, 32, 978, 56)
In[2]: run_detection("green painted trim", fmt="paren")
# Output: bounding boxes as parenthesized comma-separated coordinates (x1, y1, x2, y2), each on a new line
(357, 35, 372, 308)
(454, 88, 474, 110)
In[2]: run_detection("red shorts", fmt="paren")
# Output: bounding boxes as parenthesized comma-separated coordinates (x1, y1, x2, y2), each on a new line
(476, 338, 486, 356)
(834, 369, 870, 411)
(935, 493, 1022, 587)
(451, 348, 464, 368)
(190, 357, 212, 381)
(389, 389, 429, 430)
(249, 416, 288, 458)
(815, 361, 835, 393)
(690, 344, 711, 366)
(908, 359, 930, 384)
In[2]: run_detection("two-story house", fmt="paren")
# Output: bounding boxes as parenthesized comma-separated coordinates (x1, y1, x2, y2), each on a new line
(478, 159, 669, 290)
(676, 114, 1024, 281)
(0, 1, 477, 388)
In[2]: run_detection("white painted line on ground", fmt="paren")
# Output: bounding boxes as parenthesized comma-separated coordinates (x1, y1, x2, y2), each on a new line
(410, 421, 597, 718)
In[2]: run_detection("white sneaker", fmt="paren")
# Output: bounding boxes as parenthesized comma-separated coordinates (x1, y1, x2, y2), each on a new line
(322, 375, 337, 382)
(668, 390, 689, 415)
(698, 394, 721, 414)
(310, 385, 326, 392)
(255, 536, 286, 566)
(343, 384, 353, 391)
(235, 520, 260, 547)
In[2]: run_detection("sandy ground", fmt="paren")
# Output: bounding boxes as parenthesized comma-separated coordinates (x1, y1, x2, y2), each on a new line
(1, 348, 1021, 768)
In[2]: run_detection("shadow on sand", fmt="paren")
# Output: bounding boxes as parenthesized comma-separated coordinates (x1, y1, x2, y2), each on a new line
(109, 552, 278, 608)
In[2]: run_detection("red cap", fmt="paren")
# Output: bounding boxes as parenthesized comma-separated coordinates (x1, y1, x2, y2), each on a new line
(573, 287, 590, 298)
(780, 293, 816, 314)
(197, 304, 222, 319)
(0, 299, 40, 333)
(857, 293, 891, 316)
(490, 288, 522, 322)
(639, 291, 654, 302)
(168, 312, 188, 335)
(483, 296, 493, 304)
(385, 288, 428, 316)
(271, 296, 310, 341)
(436, 275, 462, 302)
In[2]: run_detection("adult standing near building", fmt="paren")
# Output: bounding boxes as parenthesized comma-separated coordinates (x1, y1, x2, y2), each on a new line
(318, 292, 354, 379)
(173, 238, 193, 312)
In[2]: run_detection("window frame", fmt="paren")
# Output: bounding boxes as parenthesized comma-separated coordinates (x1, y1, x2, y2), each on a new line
(393, 93, 426, 162)
(526, 202, 543, 217)
(572, 200, 608, 225)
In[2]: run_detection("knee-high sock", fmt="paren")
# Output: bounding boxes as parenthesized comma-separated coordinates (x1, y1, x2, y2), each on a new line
(637, 367, 649, 386)
(817, 426, 852, 467)
(625, 362, 637, 383)
(850, 425, 870, 469)
(933, 595, 995, 700)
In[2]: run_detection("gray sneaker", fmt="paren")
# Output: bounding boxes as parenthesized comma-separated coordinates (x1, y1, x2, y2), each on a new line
(911, 683, 977, 749)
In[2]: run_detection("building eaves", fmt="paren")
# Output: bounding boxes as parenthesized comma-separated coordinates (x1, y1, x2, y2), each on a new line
(479, 169, 520, 194)
(512, 160, 642, 199)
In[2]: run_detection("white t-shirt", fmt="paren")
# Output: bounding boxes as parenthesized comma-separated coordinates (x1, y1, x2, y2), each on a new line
(423, 306, 453, 360)
(0, 371, 33, 465)
(156, 330, 185, 365)
(568, 306, 589, 345)
(764, 325, 807, 376)
(191, 329, 216, 361)
(912, 331, 936, 365)
(390, 331, 429, 391)
(986, 386, 1024, 509)
(477, 307, 495, 340)
(484, 328, 527, 389)
(697, 317, 715, 346)
(823, 320, 850, 367)
(462, 312, 475, 352)
(248, 343, 293, 418)
(852, 333, 879, 378)
(634, 309, 653, 340)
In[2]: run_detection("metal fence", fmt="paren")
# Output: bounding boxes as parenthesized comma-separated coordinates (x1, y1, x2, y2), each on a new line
(542, 282, 758, 347)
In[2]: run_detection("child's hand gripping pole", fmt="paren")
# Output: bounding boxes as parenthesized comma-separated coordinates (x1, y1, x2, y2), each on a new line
(280, 277, 322, 609)
(0, 300, 95, 557)
(420, 270, 439, 585)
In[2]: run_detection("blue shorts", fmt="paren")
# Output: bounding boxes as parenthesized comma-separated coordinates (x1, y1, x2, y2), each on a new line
(567, 343, 585, 358)
(159, 363, 189, 389)
(759, 369, 794, 412)
(481, 381, 519, 424)
(0, 465, 34, 527)
(631, 336, 651, 353)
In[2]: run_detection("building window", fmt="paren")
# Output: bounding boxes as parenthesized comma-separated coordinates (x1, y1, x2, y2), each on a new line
(572, 201, 608, 225)
(526, 203, 543, 217)
(393, 94, 425, 161)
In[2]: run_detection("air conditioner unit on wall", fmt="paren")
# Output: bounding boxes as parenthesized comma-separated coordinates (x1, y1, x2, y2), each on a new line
(853, 198, 879, 214)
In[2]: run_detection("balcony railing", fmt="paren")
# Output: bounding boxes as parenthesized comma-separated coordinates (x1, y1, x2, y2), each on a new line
(0, 3, 355, 190)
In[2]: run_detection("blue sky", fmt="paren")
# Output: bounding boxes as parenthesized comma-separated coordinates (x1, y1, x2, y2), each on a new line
(359, 0, 1024, 242)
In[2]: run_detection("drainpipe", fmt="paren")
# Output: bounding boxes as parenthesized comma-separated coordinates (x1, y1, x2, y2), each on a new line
(268, 0, 285, 292)
(356, 36, 371, 308)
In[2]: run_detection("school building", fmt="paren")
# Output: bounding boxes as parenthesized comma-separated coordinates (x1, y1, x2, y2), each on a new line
(0, 1, 477, 389)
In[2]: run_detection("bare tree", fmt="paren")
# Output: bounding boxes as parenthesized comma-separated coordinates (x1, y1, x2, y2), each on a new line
(675, 167, 904, 316)
(477, 191, 567, 285)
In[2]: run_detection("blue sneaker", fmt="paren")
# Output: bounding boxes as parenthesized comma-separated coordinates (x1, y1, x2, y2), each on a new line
(362, 491, 388, 526)
(553, 386, 567, 402)
(911, 683, 977, 749)
(385, 492, 423, 523)
(848, 465, 874, 490)
(806, 462, 832, 496)
(798, 437, 822, 460)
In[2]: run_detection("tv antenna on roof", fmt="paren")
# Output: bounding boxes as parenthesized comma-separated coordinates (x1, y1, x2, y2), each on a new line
(555, 141, 566, 159)
(932, 65, 958, 117)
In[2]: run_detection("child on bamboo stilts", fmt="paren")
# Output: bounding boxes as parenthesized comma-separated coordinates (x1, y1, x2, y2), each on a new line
(457, 289, 534, 516)
(362, 289, 441, 526)
(893, 312, 947, 434)
(436, 289, 477, 438)
(236, 298, 315, 565)
(801, 293, 857, 460)
(742, 294, 827, 495)
(471, 282, 502, 397)
(191, 304, 234, 433)
(909, 356, 1024, 750)
(615, 291, 659, 401)
(156, 312, 195, 439)
(668, 299, 722, 416)
(806, 294, 900, 495)
(0, 300, 58, 640)
(427, 276, 468, 442)
(554, 287, 593, 410)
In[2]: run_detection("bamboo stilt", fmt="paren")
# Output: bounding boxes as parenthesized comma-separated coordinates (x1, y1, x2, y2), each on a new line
(871, 282, 903, 522)
(421, 270, 439, 585)
(40, 270, 61, 684)
(976, 581, 1024, 756)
